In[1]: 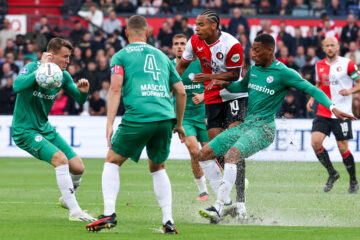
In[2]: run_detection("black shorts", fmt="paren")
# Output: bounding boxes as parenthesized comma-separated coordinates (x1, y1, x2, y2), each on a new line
(312, 116, 353, 141)
(206, 97, 248, 130)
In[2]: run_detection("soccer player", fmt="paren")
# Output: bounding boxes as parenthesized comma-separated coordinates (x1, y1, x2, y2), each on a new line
(12, 38, 95, 221)
(172, 33, 210, 201)
(196, 34, 356, 223)
(176, 9, 248, 219)
(85, 16, 186, 234)
(307, 36, 360, 193)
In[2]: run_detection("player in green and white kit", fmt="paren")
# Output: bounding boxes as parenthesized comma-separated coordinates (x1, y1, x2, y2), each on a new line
(11, 38, 95, 221)
(172, 34, 210, 201)
(197, 34, 356, 223)
(86, 16, 186, 234)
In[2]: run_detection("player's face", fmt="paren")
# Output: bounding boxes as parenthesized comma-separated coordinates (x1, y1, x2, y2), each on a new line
(51, 46, 71, 71)
(195, 15, 216, 40)
(172, 37, 187, 58)
(322, 38, 339, 59)
(252, 42, 272, 66)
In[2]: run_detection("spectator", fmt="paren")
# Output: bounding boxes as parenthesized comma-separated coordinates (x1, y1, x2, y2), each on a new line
(89, 90, 106, 116)
(100, 0, 115, 14)
(278, 20, 295, 55)
(115, 0, 136, 13)
(0, 18, 17, 49)
(103, 10, 122, 35)
(78, 4, 104, 34)
(227, 8, 249, 38)
(0, 62, 16, 87)
(278, 92, 301, 118)
(340, 13, 359, 56)
(69, 20, 87, 46)
(326, 0, 346, 16)
(0, 77, 15, 114)
(136, 0, 157, 15)
(241, 0, 256, 15)
(179, 18, 194, 40)
(49, 89, 68, 115)
(96, 56, 111, 83)
(311, 0, 326, 18)
(275, 0, 293, 15)
(294, 45, 306, 68)
(99, 80, 110, 106)
(292, 0, 309, 17)
(301, 55, 316, 85)
(157, 21, 174, 54)
(146, 25, 157, 46)
(5, 52, 19, 74)
(24, 43, 38, 62)
(345, 41, 360, 66)
(24, 26, 47, 52)
(61, 0, 82, 16)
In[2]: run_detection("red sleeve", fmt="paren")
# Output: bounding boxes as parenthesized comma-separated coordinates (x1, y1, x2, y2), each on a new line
(225, 43, 243, 69)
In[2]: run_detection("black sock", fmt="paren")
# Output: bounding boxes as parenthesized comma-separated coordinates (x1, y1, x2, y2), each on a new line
(316, 147, 337, 176)
(342, 152, 357, 182)
(235, 159, 246, 202)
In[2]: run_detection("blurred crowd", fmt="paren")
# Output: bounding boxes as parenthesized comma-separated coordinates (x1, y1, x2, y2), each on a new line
(1, 0, 360, 118)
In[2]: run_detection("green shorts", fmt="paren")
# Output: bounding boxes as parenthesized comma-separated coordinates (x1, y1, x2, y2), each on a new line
(183, 120, 209, 143)
(12, 129, 77, 163)
(208, 119, 276, 158)
(111, 119, 175, 164)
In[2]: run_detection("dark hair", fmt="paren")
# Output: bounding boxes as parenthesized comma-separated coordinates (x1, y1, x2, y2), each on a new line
(254, 34, 275, 48)
(200, 9, 220, 30)
(47, 37, 73, 52)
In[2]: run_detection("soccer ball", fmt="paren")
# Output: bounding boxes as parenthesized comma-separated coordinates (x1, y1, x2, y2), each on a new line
(36, 62, 63, 89)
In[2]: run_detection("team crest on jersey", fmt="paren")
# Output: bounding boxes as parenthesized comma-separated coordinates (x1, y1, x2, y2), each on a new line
(34, 135, 43, 142)
(337, 66, 342, 72)
(266, 76, 274, 83)
(19, 68, 29, 75)
(231, 54, 240, 63)
(216, 52, 223, 60)
(188, 73, 195, 80)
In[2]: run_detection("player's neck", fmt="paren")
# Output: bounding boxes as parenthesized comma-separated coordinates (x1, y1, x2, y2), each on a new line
(205, 31, 221, 45)
(326, 55, 338, 64)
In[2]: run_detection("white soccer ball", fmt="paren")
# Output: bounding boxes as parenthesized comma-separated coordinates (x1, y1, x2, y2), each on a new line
(35, 62, 63, 89)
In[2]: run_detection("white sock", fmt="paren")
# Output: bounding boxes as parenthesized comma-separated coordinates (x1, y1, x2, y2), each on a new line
(199, 160, 222, 195)
(70, 173, 82, 192)
(194, 175, 208, 194)
(151, 169, 173, 225)
(55, 164, 81, 215)
(217, 163, 237, 205)
(102, 162, 120, 216)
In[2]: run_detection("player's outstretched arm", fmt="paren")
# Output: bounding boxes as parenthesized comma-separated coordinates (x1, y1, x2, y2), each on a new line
(193, 68, 240, 83)
(106, 73, 123, 147)
(175, 58, 190, 76)
(171, 81, 186, 142)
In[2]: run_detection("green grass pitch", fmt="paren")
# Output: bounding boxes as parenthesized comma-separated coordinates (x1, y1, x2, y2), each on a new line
(0, 157, 359, 240)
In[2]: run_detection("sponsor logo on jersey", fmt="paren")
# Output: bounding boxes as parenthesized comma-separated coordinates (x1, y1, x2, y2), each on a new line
(216, 52, 223, 60)
(32, 91, 57, 100)
(19, 68, 29, 75)
(248, 83, 275, 95)
(337, 66, 342, 72)
(231, 54, 240, 63)
(184, 84, 201, 90)
(34, 135, 43, 142)
(266, 76, 274, 83)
